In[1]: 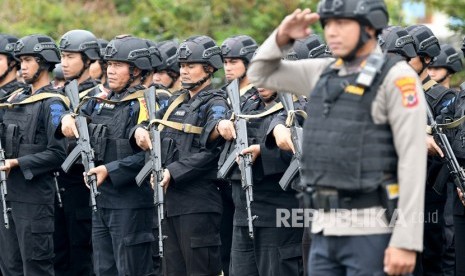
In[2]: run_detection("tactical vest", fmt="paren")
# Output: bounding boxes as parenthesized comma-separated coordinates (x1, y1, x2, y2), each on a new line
(161, 88, 226, 161)
(424, 81, 455, 119)
(451, 86, 465, 160)
(2, 100, 46, 158)
(301, 58, 399, 192)
(228, 100, 280, 182)
(89, 87, 144, 163)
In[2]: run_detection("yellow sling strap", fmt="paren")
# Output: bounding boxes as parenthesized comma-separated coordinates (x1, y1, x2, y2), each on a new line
(0, 92, 70, 109)
(423, 79, 437, 92)
(285, 110, 308, 127)
(0, 87, 24, 102)
(150, 92, 203, 134)
(236, 102, 284, 119)
(240, 83, 254, 96)
(78, 87, 95, 100)
(76, 89, 147, 113)
(157, 92, 188, 132)
(149, 118, 203, 134)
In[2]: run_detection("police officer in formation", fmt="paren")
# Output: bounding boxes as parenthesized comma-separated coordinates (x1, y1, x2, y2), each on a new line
(451, 37, 465, 276)
(427, 43, 463, 276)
(133, 35, 228, 275)
(54, 29, 102, 276)
(217, 34, 259, 276)
(60, 35, 155, 276)
(0, 34, 68, 275)
(248, 0, 427, 274)
(404, 24, 457, 276)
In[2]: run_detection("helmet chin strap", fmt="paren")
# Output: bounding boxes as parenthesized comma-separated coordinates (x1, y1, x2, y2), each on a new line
(182, 73, 211, 90)
(66, 55, 90, 81)
(419, 56, 431, 76)
(26, 57, 48, 85)
(0, 61, 15, 83)
(437, 71, 451, 85)
(342, 25, 371, 62)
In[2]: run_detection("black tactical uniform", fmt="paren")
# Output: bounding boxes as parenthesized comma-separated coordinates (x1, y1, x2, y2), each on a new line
(0, 34, 67, 276)
(221, 89, 304, 276)
(54, 29, 101, 276)
(406, 25, 456, 276)
(139, 35, 229, 276)
(449, 37, 465, 276)
(66, 35, 156, 276)
(218, 34, 259, 276)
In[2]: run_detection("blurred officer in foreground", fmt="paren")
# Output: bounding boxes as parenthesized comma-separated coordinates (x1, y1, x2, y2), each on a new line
(248, 0, 427, 274)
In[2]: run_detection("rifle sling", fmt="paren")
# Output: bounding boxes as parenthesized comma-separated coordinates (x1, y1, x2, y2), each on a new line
(0, 87, 24, 102)
(76, 89, 146, 113)
(158, 93, 188, 132)
(0, 92, 70, 109)
(149, 119, 202, 134)
(235, 102, 284, 119)
(423, 79, 437, 92)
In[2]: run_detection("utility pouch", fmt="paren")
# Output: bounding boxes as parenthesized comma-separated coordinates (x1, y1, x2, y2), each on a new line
(378, 180, 399, 223)
(5, 124, 19, 158)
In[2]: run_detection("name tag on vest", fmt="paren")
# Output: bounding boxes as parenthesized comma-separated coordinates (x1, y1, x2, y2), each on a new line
(174, 110, 186, 117)
(102, 103, 115, 110)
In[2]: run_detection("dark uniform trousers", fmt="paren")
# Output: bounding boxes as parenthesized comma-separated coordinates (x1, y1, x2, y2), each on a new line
(92, 207, 154, 276)
(163, 213, 222, 276)
(151, 221, 162, 276)
(308, 233, 391, 276)
(453, 192, 465, 276)
(53, 180, 93, 276)
(0, 202, 54, 276)
(219, 184, 234, 276)
(230, 226, 303, 276)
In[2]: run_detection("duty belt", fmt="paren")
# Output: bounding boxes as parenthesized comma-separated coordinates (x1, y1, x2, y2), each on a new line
(309, 188, 382, 211)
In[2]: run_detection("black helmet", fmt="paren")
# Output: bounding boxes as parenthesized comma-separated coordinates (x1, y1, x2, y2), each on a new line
(378, 26, 417, 59)
(97, 38, 109, 60)
(286, 34, 332, 60)
(221, 35, 258, 65)
(59, 30, 100, 60)
(405, 25, 440, 58)
(0, 34, 19, 61)
(14, 34, 60, 64)
(104, 35, 152, 71)
(317, 0, 388, 31)
(157, 40, 180, 75)
(145, 40, 163, 71)
(178, 35, 223, 71)
(53, 63, 65, 80)
(429, 44, 463, 73)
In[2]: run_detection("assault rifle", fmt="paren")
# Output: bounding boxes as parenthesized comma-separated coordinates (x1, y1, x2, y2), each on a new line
(61, 80, 100, 212)
(278, 93, 305, 191)
(135, 87, 166, 257)
(217, 79, 256, 239)
(427, 105, 465, 197)
(0, 139, 10, 228)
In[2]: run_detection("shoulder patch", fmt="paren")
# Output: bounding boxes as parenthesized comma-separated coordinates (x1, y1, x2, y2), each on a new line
(395, 77, 418, 108)
(211, 105, 226, 120)
(50, 103, 65, 127)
